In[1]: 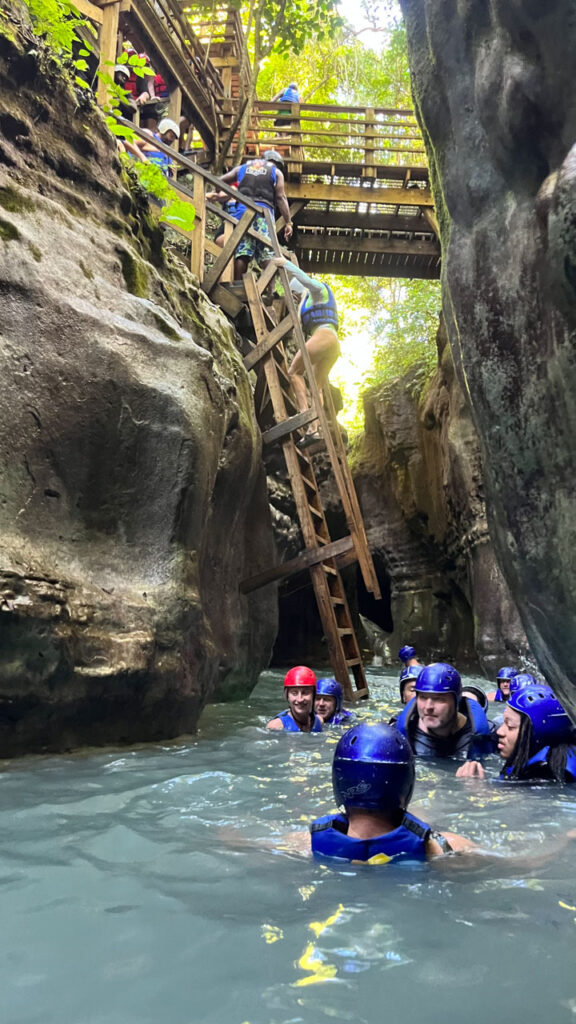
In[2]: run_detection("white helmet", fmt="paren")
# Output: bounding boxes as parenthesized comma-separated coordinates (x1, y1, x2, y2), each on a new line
(158, 118, 180, 139)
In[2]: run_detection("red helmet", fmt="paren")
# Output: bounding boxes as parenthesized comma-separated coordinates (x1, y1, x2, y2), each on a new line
(284, 666, 316, 689)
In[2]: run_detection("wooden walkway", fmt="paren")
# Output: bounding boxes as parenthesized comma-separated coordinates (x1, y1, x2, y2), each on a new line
(224, 101, 440, 279)
(81, 0, 440, 279)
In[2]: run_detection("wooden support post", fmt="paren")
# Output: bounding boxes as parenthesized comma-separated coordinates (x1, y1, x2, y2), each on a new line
(363, 107, 376, 177)
(168, 85, 182, 126)
(96, 0, 120, 106)
(190, 174, 206, 281)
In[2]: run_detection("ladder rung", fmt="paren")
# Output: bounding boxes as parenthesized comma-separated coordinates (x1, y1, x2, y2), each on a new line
(322, 565, 338, 575)
(346, 658, 362, 667)
(262, 408, 318, 446)
(331, 596, 345, 605)
(308, 504, 323, 519)
(338, 628, 354, 636)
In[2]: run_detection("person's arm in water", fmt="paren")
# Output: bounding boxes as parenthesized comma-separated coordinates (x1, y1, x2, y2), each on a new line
(429, 828, 576, 875)
(273, 170, 293, 239)
(266, 717, 284, 731)
(273, 257, 326, 303)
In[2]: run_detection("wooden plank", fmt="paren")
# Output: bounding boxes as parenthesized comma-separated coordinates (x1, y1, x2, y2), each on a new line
(210, 283, 244, 317)
(286, 182, 433, 206)
(242, 314, 293, 370)
(239, 537, 355, 593)
(296, 256, 440, 280)
(96, 1, 119, 105)
(72, 0, 103, 22)
(261, 409, 318, 445)
(294, 210, 432, 232)
(202, 208, 255, 293)
(190, 174, 205, 280)
(275, 200, 306, 233)
(299, 236, 439, 256)
(255, 259, 278, 296)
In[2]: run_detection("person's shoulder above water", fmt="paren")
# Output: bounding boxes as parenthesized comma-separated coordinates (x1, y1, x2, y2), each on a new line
(266, 666, 323, 733)
(310, 722, 474, 864)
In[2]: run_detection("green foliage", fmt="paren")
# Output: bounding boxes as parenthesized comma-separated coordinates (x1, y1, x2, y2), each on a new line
(128, 161, 196, 232)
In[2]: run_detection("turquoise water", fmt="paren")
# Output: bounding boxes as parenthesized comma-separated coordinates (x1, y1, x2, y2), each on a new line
(2, 667, 576, 1024)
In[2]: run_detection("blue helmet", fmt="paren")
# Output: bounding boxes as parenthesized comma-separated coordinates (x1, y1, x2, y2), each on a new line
(508, 672, 538, 696)
(496, 666, 517, 682)
(398, 645, 416, 663)
(508, 684, 574, 747)
(413, 662, 462, 699)
(316, 677, 342, 713)
(332, 723, 415, 812)
(399, 664, 424, 698)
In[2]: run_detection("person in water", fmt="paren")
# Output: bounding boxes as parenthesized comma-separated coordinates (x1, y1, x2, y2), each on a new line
(310, 722, 474, 863)
(395, 662, 495, 761)
(461, 684, 489, 711)
(399, 664, 424, 705)
(266, 666, 323, 732)
(487, 666, 517, 702)
(314, 678, 355, 726)
(398, 644, 421, 670)
(272, 257, 341, 448)
(497, 684, 576, 781)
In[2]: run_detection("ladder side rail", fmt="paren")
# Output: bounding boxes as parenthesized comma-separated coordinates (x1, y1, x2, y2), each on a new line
(260, 207, 380, 597)
(323, 385, 381, 598)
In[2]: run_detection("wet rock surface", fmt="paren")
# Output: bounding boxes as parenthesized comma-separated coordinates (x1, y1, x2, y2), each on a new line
(0, 19, 276, 754)
(399, 0, 576, 711)
(353, 322, 529, 673)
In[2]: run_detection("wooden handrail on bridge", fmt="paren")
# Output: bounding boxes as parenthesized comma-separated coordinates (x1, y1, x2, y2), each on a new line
(221, 100, 426, 169)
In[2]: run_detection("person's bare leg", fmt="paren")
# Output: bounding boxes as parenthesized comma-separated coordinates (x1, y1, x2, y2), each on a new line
(289, 328, 339, 435)
(234, 256, 249, 280)
(288, 349, 309, 414)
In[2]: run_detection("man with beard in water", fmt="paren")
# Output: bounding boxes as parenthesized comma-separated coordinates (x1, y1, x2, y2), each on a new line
(267, 666, 323, 732)
(395, 663, 495, 769)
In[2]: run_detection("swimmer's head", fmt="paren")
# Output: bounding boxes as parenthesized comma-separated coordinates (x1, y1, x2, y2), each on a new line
(332, 722, 415, 814)
(461, 684, 488, 711)
(284, 665, 316, 691)
(496, 666, 517, 699)
(399, 664, 423, 704)
(414, 662, 461, 699)
(508, 684, 573, 749)
(315, 678, 342, 721)
(398, 645, 416, 664)
(508, 672, 537, 696)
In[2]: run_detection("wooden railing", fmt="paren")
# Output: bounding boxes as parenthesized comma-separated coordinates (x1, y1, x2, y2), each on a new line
(221, 101, 427, 169)
(179, 4, 250, 98)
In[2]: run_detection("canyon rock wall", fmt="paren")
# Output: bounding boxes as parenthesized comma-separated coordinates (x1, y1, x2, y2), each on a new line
(399, 0, 576, 711)
(354, 322, 528, 672)
(0, 16, 276, 754)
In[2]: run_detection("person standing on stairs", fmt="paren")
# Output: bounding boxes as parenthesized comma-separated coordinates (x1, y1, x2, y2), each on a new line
(211, 151, 293, 280)
(272, 257, 341, 449)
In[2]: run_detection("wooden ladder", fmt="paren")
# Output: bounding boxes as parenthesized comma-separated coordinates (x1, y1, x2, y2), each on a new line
(240, 260, 378, 701)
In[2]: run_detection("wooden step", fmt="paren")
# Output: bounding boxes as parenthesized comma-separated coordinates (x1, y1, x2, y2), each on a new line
(261, 408, 318, 445)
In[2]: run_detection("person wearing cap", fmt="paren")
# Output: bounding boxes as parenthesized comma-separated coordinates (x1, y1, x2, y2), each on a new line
(134, 118, 180, 178)
(314, 678, 355, 727)
(266, 666, 323, 732)
(214, 151, 293, 279)
(395, 662, 495, 761)
(487, 666, 517, 702)
(270, 257, 341, 448)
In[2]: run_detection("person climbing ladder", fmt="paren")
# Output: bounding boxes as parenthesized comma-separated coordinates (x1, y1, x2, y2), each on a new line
(273, 257, 341, 448)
